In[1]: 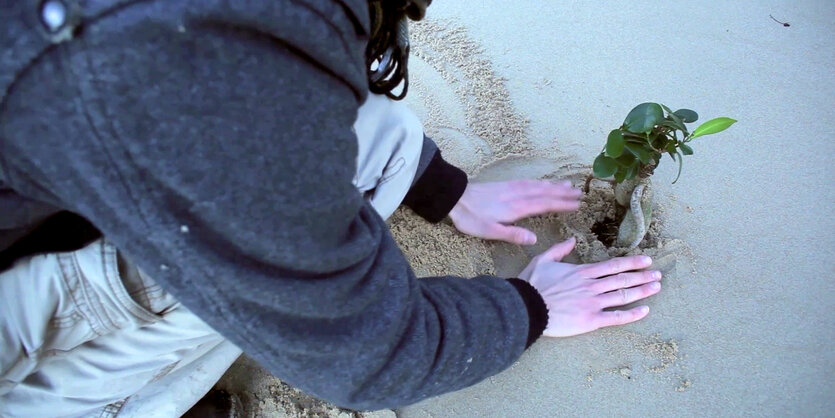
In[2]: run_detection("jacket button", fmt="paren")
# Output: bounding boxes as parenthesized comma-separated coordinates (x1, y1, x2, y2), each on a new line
(40, 0, 67, 32)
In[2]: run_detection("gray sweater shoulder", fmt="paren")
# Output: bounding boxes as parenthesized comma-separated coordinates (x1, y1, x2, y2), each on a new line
(0, 0, 531, 409)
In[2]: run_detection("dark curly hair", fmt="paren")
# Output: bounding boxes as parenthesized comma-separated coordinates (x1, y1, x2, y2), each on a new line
(366, 0, 430, 100)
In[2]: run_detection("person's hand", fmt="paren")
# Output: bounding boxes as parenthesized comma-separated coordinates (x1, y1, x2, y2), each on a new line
(519, 237, 661, 337)
(448, 180, 582, 245)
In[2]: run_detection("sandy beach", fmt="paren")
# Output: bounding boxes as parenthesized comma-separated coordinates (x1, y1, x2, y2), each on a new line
(215, 1, 835, 416)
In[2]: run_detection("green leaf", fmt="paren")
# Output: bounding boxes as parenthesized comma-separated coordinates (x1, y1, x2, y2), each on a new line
(593, 154, 618, 178)
(605, 130, 625, 158)
(624, 103, 664, 133)
(660, 104, 687, 132)
(660, 120, 687, 132)
(680, 143, 694, 155)
(672, 151, 684, 183)
(624, 143, 652, 164)
(651, 134, 669, 150)
(690, 117, 737, 139)
(624, 137, 648, 145)
(674, 109, 699, 123)
(615, 153, 637, 168)
(625, 163, 638, 180)
(614, 167, 627, 183)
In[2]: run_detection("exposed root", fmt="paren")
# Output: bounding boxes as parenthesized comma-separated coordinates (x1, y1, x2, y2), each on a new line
(625, 184, 648, 251)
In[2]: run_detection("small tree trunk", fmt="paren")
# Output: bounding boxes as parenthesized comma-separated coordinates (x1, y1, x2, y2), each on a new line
(614, 164, 656, 250)
(614, 176, 643, 207)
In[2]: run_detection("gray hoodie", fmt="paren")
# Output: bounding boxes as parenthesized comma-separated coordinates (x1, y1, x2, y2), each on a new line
(0, 0, 546, 410)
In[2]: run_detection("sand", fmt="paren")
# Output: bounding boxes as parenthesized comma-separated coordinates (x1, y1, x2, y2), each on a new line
(213, 356, 395, 418)
(214, 1, 834, 416)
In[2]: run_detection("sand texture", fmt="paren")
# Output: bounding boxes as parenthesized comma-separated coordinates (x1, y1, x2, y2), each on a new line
(214, 1, 834, 416)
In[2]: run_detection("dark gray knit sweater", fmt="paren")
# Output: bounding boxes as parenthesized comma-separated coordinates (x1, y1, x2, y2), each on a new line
(0, 0, 546, 410)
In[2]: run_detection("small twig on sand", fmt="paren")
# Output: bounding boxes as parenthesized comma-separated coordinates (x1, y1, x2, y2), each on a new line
(769, 14, 790, 27)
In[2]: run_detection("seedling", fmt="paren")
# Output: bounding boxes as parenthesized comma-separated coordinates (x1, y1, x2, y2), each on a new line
(590, 102, 736, 250)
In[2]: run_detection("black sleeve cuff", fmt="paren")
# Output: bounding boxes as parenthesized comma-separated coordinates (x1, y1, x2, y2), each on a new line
(402, 150, 468, 223)
(507, 279, 549, 348)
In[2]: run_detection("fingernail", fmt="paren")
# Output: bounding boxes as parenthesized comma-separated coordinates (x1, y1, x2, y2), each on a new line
(641, 256, 652, 265)
(639, 306, 650, 314)
(524, 233, 537, 245)
(652, 271, 662, 280)
(650, 282, 661, 290)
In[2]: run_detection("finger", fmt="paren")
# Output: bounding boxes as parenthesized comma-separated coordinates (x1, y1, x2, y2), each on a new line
(510, 180, 582, 199)
(542, 237, 576, 261)
(596, 282, 661, 309)
(546, 180, 583, 198)
(511, 197, 581, 219)
(595, 306, 650, 329)
(579, 255, 653, 279)
(593, 270, 661, 293)
(485, 224, 537, 245)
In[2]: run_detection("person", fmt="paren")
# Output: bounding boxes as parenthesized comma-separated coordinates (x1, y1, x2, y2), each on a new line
(0, 0, 662, 416)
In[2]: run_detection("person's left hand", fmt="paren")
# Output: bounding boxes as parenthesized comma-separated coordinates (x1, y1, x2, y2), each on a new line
(448, 180, 582, 245)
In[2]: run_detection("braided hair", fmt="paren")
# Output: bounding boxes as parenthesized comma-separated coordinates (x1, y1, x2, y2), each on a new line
(366, 0, 430, 100)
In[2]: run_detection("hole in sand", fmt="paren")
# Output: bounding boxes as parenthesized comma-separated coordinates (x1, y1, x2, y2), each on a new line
(591, 216, 620, 248)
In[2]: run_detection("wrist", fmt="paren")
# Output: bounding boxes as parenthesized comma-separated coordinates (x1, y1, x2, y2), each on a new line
(447, 191, 468, 225)
(506, 278, 549, 348)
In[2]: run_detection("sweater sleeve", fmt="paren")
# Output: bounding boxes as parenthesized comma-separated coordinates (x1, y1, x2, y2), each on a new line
(412, 135, 441, 185)
(0, 0, 533, 410)
(402, 136, 469, 223)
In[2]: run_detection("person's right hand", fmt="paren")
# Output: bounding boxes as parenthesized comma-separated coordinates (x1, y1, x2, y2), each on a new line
(518, 237, 661, 337)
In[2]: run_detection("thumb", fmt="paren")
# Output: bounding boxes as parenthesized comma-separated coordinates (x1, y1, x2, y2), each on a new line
(542, 237, 577, 261)
(488, 224, 537, 245)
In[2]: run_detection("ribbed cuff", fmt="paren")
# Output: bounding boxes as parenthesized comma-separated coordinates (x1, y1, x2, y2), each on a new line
(506, 279, 549, 348)
(402, 150, 468, 223)
(0, 211, 101, 272)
